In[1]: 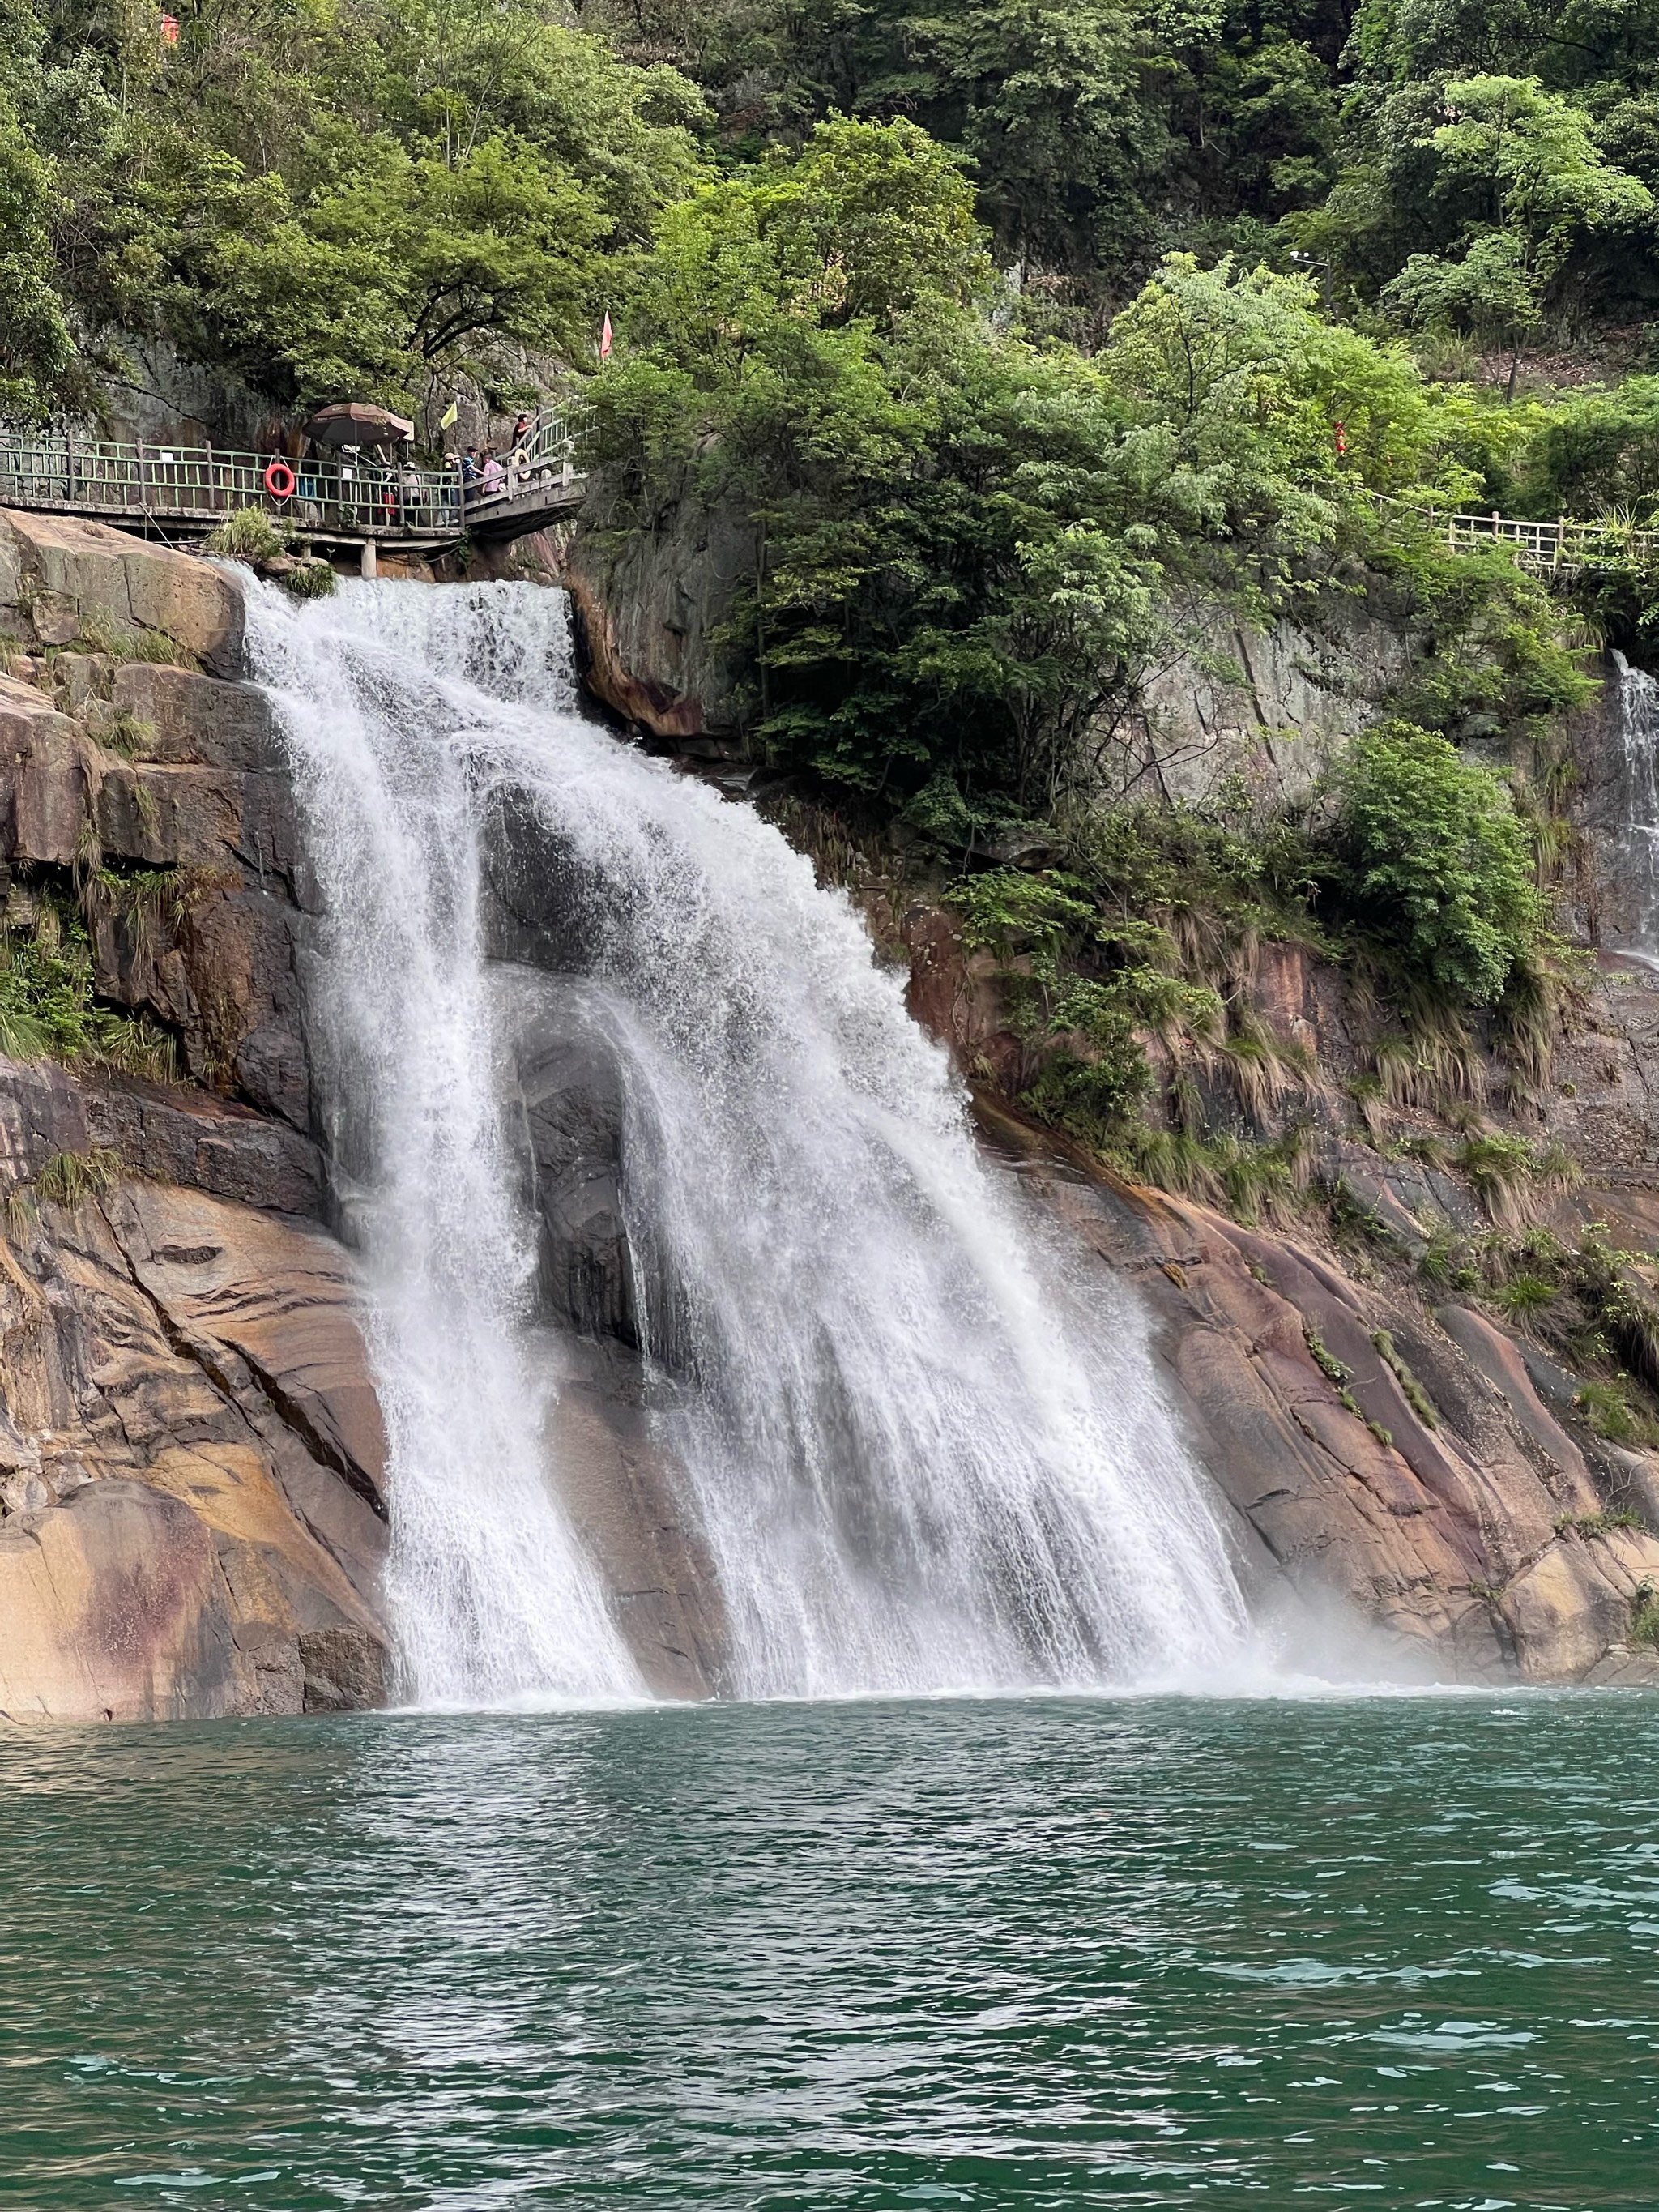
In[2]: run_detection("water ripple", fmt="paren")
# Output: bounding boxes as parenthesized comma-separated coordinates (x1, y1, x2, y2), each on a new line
(2, 1694, 1657, 2207)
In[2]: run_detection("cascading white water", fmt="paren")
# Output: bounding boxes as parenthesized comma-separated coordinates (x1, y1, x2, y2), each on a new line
(248, 577, 1252, 1703)
(1614, 649, 1659, 957)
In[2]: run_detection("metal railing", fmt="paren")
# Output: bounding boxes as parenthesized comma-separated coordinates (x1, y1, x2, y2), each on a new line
(0, 406, 587, 542)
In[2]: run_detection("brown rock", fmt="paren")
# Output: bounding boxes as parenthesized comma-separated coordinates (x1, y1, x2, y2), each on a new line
(0, 1169, 389, 1720)
(114, 1181, 388, 1513)
(0, 674, 96, 865)
(552, 478, 751, 739)
(110, 663, 274, 771)
(0, 1057, 322, 1216)
(0, 1480, 238, 1721)
(972, 1093, 1659, 1683)
(0, 510, 244, 675)
(540, 1334, 723, 1699)
(95, 762, 245, 868)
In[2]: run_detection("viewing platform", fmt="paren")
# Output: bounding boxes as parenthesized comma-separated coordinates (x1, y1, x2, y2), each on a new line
(0, 407, 587, 559)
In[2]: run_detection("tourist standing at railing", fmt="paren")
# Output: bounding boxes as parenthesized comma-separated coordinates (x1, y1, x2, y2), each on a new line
(480, 451, 505, 502)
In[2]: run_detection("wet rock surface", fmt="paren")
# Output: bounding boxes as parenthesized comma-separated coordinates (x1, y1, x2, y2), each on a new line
(0, 1179, 387, 1720)
(4, 510, 1659, 1715)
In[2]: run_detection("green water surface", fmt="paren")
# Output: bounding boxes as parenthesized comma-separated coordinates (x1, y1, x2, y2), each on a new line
(2, 1694, 1656, 2209)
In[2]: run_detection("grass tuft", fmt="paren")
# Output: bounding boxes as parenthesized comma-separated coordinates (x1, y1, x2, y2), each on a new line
(36, 1147, 122, 1207)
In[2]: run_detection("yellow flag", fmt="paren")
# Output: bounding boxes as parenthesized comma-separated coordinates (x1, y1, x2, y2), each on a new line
(439, 398, 459, 430)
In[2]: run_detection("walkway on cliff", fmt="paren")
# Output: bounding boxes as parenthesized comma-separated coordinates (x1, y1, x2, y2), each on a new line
(1364, 502, 1659, 577)
(0, 404, 586, 558)
(1432, 508, 1659, 575)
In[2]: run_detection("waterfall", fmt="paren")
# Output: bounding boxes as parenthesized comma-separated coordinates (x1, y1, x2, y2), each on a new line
(247, 578, 1251, 1705)
(1614, 649, 1659, 957)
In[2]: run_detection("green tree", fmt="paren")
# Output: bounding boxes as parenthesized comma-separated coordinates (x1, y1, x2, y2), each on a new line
(599, 172, 1472, 814)
(21, 0, 710, 412)
(1377, 76, 1653, 387)
(1516, 373, 1659, 515)
(1328, 719, 1543, 1002)
(1102, 254, 1444, 541)
(0, 88, 74, 418)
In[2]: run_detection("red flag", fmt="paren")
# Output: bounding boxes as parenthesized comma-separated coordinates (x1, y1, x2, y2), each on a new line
(599, 313, 613, 361)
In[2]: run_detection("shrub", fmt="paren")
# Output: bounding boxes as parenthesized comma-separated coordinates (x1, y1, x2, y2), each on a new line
(281, 557, 336, 599)
(72, 608, 192, 668)
(1519, 378, 1659, 519)
(1328, 722, 1544, 1006)
(96, 711, 156, 758)
(206, 509, 291, 562)
(1571, 1380, 1659, 1447)
(0, 911, 176, 1079)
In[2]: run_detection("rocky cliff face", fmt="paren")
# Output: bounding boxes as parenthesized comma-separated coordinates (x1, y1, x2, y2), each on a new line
(552, 475, 752, 745)
(5, 502, 1657, 1718)
(557, 474, 1659, 1687)
(0, 510, 389, 1719)
(903, 897, 1659, 1688)
(0, 510, 723, 1716)
(554, 472, 1418, 804)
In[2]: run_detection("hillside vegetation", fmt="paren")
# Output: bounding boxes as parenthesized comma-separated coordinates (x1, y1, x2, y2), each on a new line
(9, 5, 1659, 1322)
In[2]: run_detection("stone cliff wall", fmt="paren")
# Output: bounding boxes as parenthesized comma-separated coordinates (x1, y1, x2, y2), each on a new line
(5, 502, 1656, 1717)
(557, 476, 1659, 1686)
(552, 473, 753, 745)
(900, 894, 1659, 1686)
(555, 471, 1418, 793)
(0, 510, 390, 1719)
(0, 510, 725, 1715)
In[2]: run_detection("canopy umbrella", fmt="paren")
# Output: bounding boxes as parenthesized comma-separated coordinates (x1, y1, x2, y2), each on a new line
(303, 402, 415, 446)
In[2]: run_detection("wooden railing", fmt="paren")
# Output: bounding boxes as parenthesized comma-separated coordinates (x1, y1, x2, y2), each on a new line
(0, 406, 586, 544)
(1413, 507, 1659, 577)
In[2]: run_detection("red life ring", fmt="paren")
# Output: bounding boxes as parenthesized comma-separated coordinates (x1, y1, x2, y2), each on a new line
(264, 457, 296, 501)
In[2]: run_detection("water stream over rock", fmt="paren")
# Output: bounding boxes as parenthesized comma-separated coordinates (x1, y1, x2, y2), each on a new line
(1613, 648, 1659, 959)
(248, 579, 1249, 1705)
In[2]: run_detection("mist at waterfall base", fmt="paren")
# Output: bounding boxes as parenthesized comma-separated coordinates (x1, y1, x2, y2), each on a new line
(247, 577, 1258, 1706)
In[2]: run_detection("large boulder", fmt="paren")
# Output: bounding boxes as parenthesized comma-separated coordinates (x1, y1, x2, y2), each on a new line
(504, 980, 639, 1347)
(551, 473, 752, 741)
(0, 509, 244, 675)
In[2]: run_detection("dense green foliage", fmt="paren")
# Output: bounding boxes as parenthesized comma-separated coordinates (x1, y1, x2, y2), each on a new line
(15, 0, 1659, 422)
(4, 0, 704, 412)
(0, 906, 174, 1078)
(580, 0, 1659, 348)
(1329, 720, 1542, 1003)
(590, 125, 1588, 820)
(0, 0, 1634, 1157)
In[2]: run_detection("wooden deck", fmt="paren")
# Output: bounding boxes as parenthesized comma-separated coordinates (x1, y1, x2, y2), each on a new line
(0, 407, 587, 553)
